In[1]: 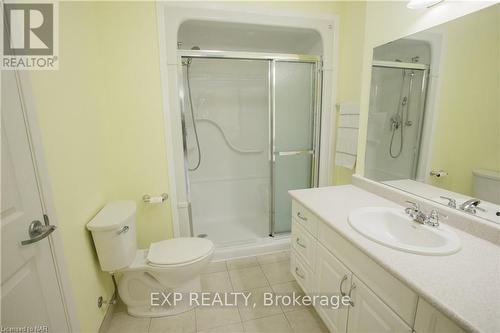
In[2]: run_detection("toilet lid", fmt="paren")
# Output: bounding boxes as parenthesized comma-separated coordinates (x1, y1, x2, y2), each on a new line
(147, 237, 214, 266)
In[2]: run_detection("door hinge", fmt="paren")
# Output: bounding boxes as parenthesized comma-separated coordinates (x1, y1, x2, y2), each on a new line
(43, 214, 50, 225)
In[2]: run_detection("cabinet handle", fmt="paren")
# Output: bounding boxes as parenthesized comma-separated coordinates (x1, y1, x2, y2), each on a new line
(339, 275, 348, 296)
(297, 212, 307, 221)
(296, 237, 306, 248)
(295, 267, 305, 279)
(347, 282, 357, 306)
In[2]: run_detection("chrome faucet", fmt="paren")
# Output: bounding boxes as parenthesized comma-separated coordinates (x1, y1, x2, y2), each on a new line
(404, 201, 427, 224)
(459, 199, 482, 214)
(440, 196, 457, 208)
(404, 201, 444, 227)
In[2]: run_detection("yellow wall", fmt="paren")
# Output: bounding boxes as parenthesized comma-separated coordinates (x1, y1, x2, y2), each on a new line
(356, 1, 494, 177)
(28, 3, 114, 332)
(332, 1, 366, 185)
(428, 6, 499, 195)
(28, 2, 171, 332)
(96, 2, 173, 248)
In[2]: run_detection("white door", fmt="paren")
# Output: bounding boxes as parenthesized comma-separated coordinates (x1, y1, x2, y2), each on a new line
(1, 71, 69, 332)
(347, 276, 411, 333)
(314, 243, 350, 333)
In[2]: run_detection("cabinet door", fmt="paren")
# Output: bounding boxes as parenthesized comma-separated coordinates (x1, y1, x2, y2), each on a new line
(414, 298, 466, 333)
(347, 276, 412, 333)
(314, 243, 351, 333)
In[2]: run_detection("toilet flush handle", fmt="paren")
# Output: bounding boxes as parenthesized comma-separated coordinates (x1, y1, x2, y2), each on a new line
(117, 225, 129, 235)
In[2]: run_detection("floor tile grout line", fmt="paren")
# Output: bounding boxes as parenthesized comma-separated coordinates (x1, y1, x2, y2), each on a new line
(226, 263, 290, 329)
(282, 310, 296, 332)
(194, 304, 199, 332)
(258, 251, 297, 330)
(226, 262, 244, 327)
(258, 264, 273, 289)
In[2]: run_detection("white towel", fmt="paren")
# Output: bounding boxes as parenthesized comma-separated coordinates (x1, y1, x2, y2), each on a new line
(335, 103, 360, 169)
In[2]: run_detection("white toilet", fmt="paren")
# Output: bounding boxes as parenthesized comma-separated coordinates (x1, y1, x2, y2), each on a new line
(473, 169, 500, 205)
(87, 201, 214, 317)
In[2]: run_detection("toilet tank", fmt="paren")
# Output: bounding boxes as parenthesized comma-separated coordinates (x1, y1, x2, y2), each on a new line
(473, 169, 500, 204)
(87, 201, 137, 272)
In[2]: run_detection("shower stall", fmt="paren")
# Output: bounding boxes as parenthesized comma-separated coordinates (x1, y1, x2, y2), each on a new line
(179, 50, 321, 250)
(365, 39, 430, 181)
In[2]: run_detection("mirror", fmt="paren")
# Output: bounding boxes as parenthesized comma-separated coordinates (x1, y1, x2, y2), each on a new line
(364, 4, 500, 224)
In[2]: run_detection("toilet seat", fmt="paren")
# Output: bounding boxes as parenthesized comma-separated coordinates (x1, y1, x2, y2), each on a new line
(147, 237, 214, 267)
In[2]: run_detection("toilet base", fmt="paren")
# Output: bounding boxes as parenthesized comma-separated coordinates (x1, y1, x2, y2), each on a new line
(122, 274, 202, 318)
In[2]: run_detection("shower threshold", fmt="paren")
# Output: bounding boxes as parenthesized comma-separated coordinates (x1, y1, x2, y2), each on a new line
(211, 234, 290, 261)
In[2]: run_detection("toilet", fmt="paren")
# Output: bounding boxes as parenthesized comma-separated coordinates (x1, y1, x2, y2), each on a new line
(473, 169, 500, 205)
(86, 201, 214, 317)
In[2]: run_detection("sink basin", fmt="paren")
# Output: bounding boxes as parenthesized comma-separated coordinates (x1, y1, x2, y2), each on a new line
(348, 207, 461, 255)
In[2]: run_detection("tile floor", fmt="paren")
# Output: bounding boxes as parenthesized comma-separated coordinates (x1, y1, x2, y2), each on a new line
(106, 250, 329, 333)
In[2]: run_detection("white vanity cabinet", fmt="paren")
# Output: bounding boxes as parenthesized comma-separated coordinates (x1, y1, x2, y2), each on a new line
(290, 199, 465, 333)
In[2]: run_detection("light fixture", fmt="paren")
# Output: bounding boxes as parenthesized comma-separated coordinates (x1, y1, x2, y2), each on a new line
(407, 0, 443, 9)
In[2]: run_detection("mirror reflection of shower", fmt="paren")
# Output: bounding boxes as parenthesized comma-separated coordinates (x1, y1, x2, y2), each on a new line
(365, 39, 430, 181)
(389, 68, 414, 158)
(389, 56, 421, 158)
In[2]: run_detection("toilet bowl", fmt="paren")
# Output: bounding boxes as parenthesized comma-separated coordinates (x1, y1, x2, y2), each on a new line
(86, 201, 214, 317)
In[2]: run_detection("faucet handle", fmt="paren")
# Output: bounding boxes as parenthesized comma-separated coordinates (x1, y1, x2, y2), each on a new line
(426, 209, 447, 227)
(440, 196, 457, 208)
(405, 201, 420, 210)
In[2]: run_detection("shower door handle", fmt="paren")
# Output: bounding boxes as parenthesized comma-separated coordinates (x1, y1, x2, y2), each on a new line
(275, 150, 313, 156)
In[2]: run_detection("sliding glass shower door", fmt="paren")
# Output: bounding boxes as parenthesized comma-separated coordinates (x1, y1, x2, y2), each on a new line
(180, 54, 320, 244)
(182, 58, 271, 246)
(272, 61, 318, 234)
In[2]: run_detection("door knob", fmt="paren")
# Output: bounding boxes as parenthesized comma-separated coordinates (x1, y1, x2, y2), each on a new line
(21, 220, 57, 246)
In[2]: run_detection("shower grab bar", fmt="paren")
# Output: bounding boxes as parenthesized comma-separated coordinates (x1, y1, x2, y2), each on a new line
(275, 150, 313, 156)
(194, 118, 264, 154)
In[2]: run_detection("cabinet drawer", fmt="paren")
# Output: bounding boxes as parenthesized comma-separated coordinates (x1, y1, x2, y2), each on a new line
(318, 222, 418, 326)
(291, 220, 316, 270)
(292, 200, 318, 237)
(291, 249, 313, 292)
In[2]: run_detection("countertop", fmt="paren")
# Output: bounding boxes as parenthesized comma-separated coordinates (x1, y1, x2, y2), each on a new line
(289, 185, 500, 333)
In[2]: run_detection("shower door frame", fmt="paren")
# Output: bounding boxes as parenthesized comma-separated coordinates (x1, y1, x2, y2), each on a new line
(371, 60, 430, 180)
(177, 49, 322, 238)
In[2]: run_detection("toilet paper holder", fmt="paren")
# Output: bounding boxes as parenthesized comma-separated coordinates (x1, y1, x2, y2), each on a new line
(142, 193, 168, 204)
(430, 170, 448, 178)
